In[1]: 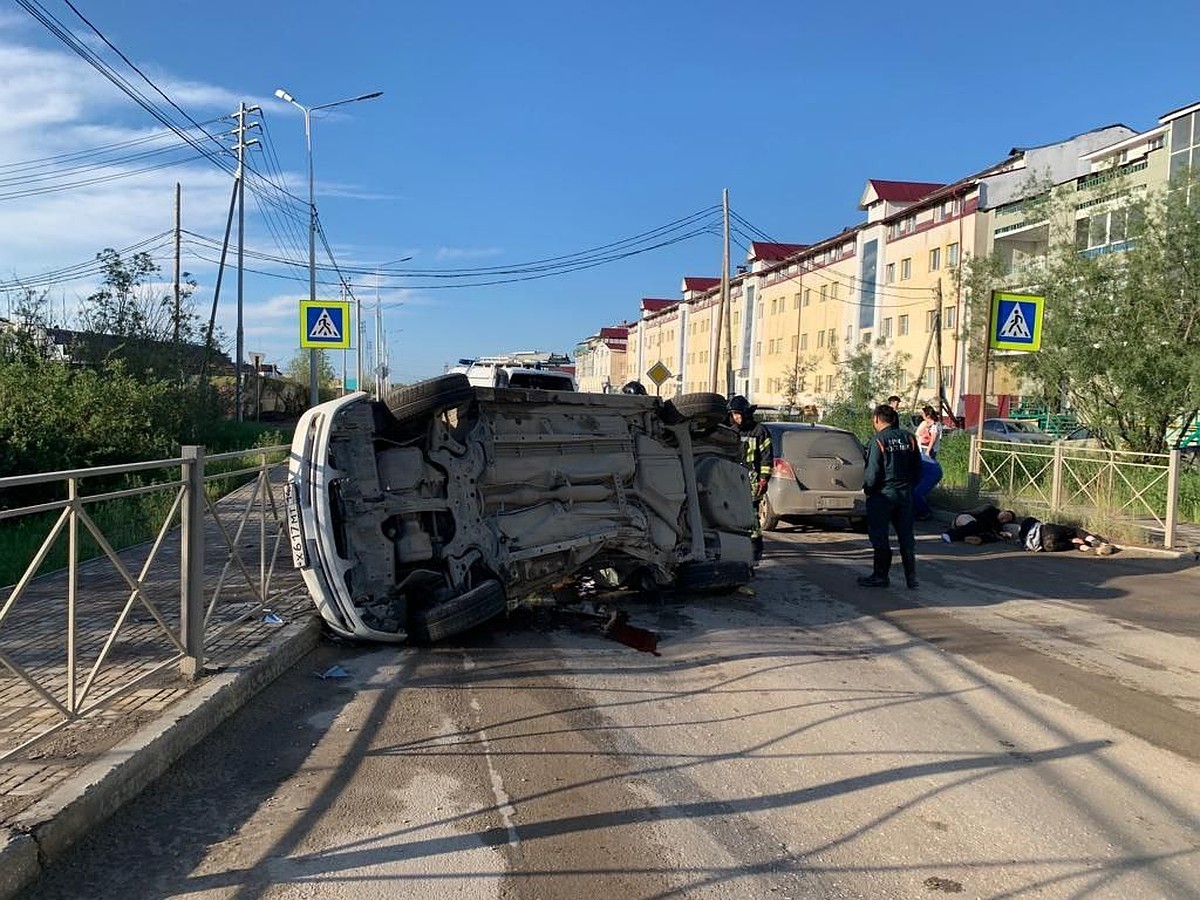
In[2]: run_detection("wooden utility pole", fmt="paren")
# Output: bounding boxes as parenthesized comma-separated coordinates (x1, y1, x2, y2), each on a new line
(934, 278, 953, 420)
(722, 188, 734, 396)
(710, 189, 730, 393)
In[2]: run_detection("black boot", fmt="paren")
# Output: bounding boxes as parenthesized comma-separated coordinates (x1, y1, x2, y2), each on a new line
(858, 547, 891, 587)
(752, 535, 764, 562)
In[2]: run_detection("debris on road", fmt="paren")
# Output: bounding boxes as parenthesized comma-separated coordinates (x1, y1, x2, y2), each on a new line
(602, 610, 660, 656)
(316, 664, 349, 680)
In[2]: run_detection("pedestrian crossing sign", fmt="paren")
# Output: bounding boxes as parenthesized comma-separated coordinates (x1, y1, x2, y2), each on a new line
(300, 300, 351, 349)
(990, 291, 1044, 352)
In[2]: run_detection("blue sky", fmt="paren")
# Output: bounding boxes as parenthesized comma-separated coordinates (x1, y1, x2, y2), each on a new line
(1, 1, 1197, 384)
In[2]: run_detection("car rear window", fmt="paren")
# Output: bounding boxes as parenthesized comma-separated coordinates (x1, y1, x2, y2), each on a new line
(507, 372, 574, 390)
(779, 430, 863, 462)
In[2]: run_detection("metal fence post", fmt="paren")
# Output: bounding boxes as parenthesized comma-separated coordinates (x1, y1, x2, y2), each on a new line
(1050, 442, 1064, 514)
(1164, 448, 1181, 551)
(180, 445, 206, 679)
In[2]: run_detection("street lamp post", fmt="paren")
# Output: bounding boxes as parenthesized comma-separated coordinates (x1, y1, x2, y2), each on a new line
(273, 87, 382, 407)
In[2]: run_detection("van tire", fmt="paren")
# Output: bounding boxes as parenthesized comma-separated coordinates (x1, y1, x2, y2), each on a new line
(409, 579, 507, 644)
(662, 393, 727, 432)
(385, 374, 473, 422)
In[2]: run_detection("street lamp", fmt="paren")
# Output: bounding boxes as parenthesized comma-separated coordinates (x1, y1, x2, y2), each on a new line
(273, 87, 383, 407)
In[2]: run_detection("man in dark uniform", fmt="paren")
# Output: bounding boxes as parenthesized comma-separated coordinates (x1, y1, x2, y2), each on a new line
(859, 403, 923, 588)
(728, 395, 773, 560)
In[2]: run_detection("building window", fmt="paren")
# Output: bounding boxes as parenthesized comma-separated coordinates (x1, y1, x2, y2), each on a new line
(885, 262, 896, 284)
(790, 334, 798, 351)
(829, 328, 838, 346)
(755, 341, 762, 357)
(943, 306, 957, 329)
(900, 258, 912, 280)
(898, 314, 909, 336)
(793, 292, 802, 309)
(800, 333, 808, 350)
(929, 247, 941, 271)
(804, 289, 812, 306)
(947, 242, 960, 266)
(732, 311, 740, 327)
(881, 317, 893, 339)
(815, 375, 824, 392)
(860, 330, 871, 345)
(924, 367, 936, 389)
(831, 283, 840, 301)
(819, 285, 828, 302)
(897, 371, 908, 389)
(817, 331, 826, 349)
(926, 309, 938, 332)
(942, 366, 953, 388)
(846, 324, 853, 343)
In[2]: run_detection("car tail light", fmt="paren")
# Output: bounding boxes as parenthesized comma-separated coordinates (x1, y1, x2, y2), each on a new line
(773, 457, 797, 480)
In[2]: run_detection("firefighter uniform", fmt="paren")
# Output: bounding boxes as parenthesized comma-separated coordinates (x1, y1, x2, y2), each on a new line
(728, 397, 772, 559)
(861, 423, 923, 587)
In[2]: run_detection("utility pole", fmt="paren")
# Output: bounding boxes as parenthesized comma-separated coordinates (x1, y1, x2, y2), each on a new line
(232, 102, 261, 422)
(340, 280, 348, 395)
(722, 188, 734, 396)
(374, 283, 384, 401)
(711, 188, 731, 394)
(933, 278, 952, 421)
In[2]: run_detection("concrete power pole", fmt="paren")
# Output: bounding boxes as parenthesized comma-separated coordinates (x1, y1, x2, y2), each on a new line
(232, 103, 260, 422)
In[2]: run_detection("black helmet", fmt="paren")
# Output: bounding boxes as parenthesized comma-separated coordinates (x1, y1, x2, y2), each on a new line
(727, 395, 752, 415)
(621, 381, 647, 395)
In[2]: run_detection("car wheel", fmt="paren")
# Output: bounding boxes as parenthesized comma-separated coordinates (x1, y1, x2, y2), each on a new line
(408, 579, 507, 644)
(674, 560, 753, 593)
(661, 392, 727, 433)
(759, 495, 780, 532)
(385, 374, 473, 422)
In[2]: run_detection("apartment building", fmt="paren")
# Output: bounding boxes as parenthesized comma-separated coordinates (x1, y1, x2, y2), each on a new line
(573, 325, 630, 393)
(627, 297, 685, 396)
(581, 101, 1193, 419)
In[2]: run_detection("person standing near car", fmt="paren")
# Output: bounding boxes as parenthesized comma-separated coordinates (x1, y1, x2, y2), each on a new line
(728, 395, 773, 560)
(859, 403, 923, 589)
(916, 405, 942, 459)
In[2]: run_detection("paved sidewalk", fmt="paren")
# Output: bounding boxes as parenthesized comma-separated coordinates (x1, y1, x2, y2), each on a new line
(0, 467, 321, 898)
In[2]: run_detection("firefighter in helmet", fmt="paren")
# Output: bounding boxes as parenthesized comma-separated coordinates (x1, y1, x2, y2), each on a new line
(621, 381, 648, 395)
(728, 395, 772, 559)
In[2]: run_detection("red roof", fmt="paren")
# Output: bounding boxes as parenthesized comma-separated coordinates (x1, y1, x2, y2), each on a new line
(748, 241, 807, 262)
(641, 298, 677, 312)
(598, 326, 628, 339)
(681, 277, 719, 293)
(863, 179, 945, 204)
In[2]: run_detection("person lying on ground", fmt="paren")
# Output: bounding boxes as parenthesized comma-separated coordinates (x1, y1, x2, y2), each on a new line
(941, 504, 1016, 544)
(999, 516, 1116, 555)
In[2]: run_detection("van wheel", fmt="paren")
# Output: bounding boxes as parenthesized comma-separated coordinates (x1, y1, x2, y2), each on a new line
(408, 579, 507, 644)
(385, 374, 473, 422)
(674, 560, 753, 593)
(759, 496, 780, 532)
(662, 392, 727, 433)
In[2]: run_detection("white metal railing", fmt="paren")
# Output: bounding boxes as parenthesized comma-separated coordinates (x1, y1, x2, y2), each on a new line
(970, 437, 1181, 548)
(0, 444, 298, 760)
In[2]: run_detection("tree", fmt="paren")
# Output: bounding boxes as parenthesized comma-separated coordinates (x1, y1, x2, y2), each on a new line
(779, 355, 818, 413)
(284, 348, 338, 393)
(74, 249, 201, 380)
(820, 340, 910, 440)
(957, 175, 1200, 452)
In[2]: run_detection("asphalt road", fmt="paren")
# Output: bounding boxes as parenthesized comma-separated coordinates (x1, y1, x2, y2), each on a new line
(22, 523, 1200, 899)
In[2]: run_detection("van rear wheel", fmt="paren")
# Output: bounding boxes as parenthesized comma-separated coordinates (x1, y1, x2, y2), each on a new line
(385, 374, 473, 422)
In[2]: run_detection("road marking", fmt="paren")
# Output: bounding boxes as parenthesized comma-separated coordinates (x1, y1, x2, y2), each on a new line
(464, 653, 522, 853)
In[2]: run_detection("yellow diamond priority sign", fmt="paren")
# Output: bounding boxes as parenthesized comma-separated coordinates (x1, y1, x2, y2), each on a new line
(646, 360, 672, 387)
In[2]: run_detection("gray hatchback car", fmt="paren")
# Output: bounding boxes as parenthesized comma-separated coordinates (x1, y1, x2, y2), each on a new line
(759, 422, 867, 530)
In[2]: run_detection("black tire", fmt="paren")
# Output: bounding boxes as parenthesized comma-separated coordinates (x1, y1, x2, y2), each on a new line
(759, 495, 780, 532)
(674, 560, 753, 593)
(385, 374, 473, 422)
(409, 579, 507, 644)
(662, 392, 728, 432)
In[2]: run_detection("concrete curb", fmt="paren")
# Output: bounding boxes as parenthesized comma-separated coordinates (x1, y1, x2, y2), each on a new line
(0, 615, 322, 900)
